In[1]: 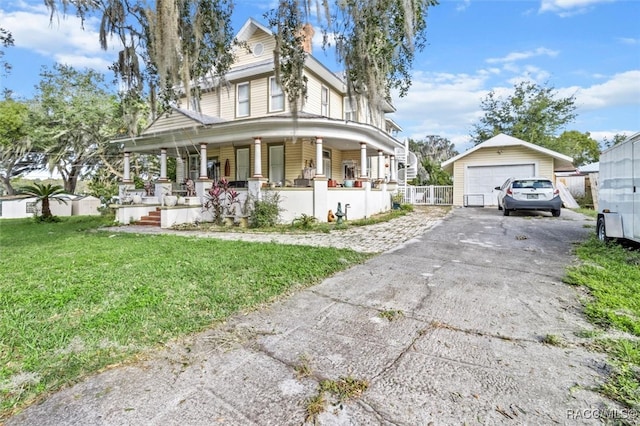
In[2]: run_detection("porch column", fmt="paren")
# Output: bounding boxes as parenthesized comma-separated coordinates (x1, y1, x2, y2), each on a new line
(176, 156, 185, 183)
(253, 137, 263, 177)
(315, 137, 324, 176)
(377, 150, 384, 180)
(159, 148, 168, 181)
(359, 143, 368, 179)
(390, 155, 396, 181)
(199, 143, 208, 179)
(123, 152, 132, 182)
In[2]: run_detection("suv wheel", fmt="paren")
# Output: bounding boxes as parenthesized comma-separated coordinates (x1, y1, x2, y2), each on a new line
(551, 209, 561, 217)
(503, 208, 510, 216)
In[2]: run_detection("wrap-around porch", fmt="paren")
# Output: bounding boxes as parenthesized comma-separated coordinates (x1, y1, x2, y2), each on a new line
(113, 114, 403, 228)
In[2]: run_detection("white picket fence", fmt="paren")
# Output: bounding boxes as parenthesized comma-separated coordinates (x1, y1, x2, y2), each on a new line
(400, 185, 453, 205)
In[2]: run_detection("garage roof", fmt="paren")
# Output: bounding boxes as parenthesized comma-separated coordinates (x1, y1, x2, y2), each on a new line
(441, 133, 574, 172)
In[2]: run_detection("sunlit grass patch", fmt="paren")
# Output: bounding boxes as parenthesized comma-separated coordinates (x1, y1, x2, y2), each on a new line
(0, 216, 370, 420)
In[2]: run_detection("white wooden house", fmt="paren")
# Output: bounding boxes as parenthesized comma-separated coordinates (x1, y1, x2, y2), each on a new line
(112, 18, 415, 227)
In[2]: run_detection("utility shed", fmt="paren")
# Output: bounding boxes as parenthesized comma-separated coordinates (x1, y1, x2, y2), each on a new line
(0, 195, 35, 218)
(441, 133, 574, 207)
(71, 195, 101, 216)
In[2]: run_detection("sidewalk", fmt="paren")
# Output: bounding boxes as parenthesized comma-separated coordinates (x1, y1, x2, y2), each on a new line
(103, 206, 451, 253)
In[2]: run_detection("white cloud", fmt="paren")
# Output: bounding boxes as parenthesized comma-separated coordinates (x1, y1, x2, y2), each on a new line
(312, 28, 337, 51)
(391, 68, 640, 153)
(566, 70, 640, 110)
(505, 66, 551, 85)
(390, 71, 490, 150)
(456, 0, 471, 12)
(539, 0, 614, 16)
(618, 37, 640, 45)
(588, 130, 634, 144)
(0, 3, 119, 72)
(486, 47, 559, 64)
(53, 54, 114, 71)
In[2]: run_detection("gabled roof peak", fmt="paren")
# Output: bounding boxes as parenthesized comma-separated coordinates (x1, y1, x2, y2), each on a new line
(235, 18, 273, 43)
(441, 133, 574, 171)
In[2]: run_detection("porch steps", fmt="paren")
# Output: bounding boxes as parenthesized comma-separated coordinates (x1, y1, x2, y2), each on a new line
(137, 209, 161, 226)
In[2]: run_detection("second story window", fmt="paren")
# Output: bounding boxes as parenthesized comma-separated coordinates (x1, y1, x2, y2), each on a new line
(237, 82, 250, 117)
(270, 77, 284, 112)
(321, 86, 329, 116)
(344, 97, 356, 121)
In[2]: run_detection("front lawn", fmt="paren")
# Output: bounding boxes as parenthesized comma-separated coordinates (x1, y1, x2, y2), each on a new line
(0, 216, 370, 420)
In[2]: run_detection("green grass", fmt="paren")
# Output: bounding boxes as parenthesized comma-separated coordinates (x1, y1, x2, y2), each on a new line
(305, 376, 369, 422)
(379, 309, 404, 321)
(565, 237, 640, 408)
(572, 207, 597, 219)
(0, 216, 371, 420)
(541, 334, 564, 347)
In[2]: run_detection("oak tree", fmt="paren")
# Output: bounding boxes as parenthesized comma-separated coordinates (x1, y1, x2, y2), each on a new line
(44, 0, 439, 130)
(470, 81, 577, 147)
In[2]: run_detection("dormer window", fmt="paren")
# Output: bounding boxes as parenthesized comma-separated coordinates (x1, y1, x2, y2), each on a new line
(269, 77, 284, 112)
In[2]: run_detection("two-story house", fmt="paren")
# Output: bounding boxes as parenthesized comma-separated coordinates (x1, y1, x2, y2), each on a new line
(112, 18, 413, 227)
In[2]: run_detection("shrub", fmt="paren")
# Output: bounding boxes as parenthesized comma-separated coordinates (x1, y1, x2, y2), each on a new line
(291, 214, 317, 229)
(203, 179, 240, 225)
(250, 190, 282, 228)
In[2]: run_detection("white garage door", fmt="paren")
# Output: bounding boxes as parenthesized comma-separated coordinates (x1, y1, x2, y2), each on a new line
(465, 164, 535, 206)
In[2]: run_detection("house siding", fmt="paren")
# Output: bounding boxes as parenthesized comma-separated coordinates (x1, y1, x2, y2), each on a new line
(145, 112, 199, 134)
(304, 76, 322, 115)
(234, 31, 275, 68)
(285, 140, 303, 182)
(451, 146, 555, 206)
(253, 77, 270, 116)
(330, 90, 343, 120)
(199, 90, 220, 117)
(330, 150, 342, 180)
(220, 146, 236, 179)
(220, 84, 236, 120)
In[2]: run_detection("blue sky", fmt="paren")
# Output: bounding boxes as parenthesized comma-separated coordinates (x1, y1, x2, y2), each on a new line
(1, 0, 639, 153)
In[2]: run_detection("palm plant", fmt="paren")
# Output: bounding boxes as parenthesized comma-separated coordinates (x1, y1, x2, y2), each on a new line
(19, 182, 67, 220)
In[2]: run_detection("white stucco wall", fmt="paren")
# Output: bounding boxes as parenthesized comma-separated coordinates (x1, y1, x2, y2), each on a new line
(277, 189, 314, 223)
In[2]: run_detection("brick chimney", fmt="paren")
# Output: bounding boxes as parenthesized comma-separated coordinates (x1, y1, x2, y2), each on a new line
(299, 23, 315, 54)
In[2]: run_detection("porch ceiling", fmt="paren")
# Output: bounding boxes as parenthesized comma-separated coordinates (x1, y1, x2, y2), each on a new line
(112, 114, 404, 157)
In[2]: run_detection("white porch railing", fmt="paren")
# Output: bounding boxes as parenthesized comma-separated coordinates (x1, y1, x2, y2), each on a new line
(401, 185, 453, 205)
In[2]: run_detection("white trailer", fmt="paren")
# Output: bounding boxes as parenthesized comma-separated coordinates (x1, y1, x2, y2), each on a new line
(596, 131, 640, 244)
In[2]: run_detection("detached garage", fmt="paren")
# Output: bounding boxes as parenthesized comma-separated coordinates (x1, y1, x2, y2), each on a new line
(441, 134, 574, 207)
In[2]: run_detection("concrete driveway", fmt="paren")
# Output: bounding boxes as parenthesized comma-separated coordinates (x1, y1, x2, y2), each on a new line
(8, 207, 627, 425)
